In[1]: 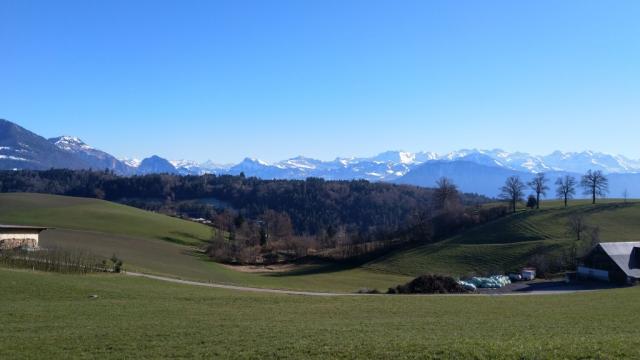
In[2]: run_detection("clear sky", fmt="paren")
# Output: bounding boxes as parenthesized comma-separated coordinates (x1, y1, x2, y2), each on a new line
(1, 1, 639, 163)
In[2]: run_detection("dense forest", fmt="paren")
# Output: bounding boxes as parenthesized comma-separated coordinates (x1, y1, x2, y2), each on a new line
(0, 169, 506, 263)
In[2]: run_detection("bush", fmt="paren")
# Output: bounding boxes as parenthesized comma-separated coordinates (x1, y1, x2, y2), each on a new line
(356, 288, 380, 294)
(390, 274, 469, 294)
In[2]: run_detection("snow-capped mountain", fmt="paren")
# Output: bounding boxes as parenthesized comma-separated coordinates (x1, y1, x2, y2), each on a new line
(3, 118, 640, 196)
(0, 119, 89, 170)
(121, 158, 141, 168)
(49, 135, 133, 174)
(49, 136, 93, 152)
(542, 151, 640, 174)
(436, 149, 640, 174)
(365, 151, 437, 165)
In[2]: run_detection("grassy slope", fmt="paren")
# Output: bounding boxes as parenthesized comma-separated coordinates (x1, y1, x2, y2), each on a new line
(2, 267, 640, 359)
(366, 200, 640, 276)
(0, 193, 408, 292)
(0, 193, 212, 245)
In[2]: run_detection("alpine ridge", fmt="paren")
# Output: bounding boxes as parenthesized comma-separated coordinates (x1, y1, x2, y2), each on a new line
(2, 118, 640, 197)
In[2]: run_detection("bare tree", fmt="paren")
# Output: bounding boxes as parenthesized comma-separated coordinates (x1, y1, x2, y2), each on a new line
(566, 214, 588, 241)
(527, 173, 549, 209)
(434, 177, 460, 211)
(623, 189, 629, 203)
(499, 176, 526, 213)
(580, 170, 609, 204)
(555, 175, 577, 208)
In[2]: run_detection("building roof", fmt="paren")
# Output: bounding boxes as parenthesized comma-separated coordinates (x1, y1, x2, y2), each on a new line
(598, 242, 640, 279)
(0, 224, 50, 231)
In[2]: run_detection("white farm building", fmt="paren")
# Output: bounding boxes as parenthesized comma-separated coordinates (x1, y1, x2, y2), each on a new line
(0, 225, 49, 250)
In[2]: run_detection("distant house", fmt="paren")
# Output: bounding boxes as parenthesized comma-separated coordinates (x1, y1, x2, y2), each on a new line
(579, 242, 640, 284)
(0, 225, 49, 250)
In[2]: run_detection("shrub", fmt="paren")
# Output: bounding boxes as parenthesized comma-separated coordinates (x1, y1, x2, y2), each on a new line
(356, 288, 380, 294)
(390, 274, 469, 294)
(108, 254, 124, 273)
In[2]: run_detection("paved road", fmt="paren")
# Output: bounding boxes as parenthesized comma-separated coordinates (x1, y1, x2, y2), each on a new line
(125, 272, 599, 297)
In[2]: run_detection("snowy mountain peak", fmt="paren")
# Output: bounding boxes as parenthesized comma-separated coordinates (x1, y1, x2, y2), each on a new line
(242, 157, 270, 166)
(369, 151, 418, 164)
(170, 159, 199, 168)
(281, 156, 321, 170)
(121, 158, 141, 168)
(49, 136, 93, 152)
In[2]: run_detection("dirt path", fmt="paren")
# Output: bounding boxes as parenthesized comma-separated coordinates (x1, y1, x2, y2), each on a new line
(125, 272, 599, 297)
(125, 272, 359, 296)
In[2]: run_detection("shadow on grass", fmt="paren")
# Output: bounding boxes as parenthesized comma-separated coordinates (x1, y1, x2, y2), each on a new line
(160, 230, 210, 245)
(514, 279, 625, 293)
(264, 260, 362, 278)
(160, 236, 192, 246)
(180, 244, 384, 278)
(556, 202, 636, 218)
(170, 230, 209, 242)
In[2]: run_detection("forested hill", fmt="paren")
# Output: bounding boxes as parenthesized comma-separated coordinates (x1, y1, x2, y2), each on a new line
(0, 170, 490, 236)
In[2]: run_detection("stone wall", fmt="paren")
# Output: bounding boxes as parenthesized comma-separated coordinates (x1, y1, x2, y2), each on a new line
(0, 233, 39, 249)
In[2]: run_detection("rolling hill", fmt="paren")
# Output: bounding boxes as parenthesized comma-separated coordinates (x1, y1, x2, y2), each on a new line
(365, 200, 640, 276)
(0, 193, 408, 292)
(0, 193, 212, 245)
(3, 193, 640, 291)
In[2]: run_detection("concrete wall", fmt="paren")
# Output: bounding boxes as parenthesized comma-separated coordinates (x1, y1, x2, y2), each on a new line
(0, 231, 40, 249)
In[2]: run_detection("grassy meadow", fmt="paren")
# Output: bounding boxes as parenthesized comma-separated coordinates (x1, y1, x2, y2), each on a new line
(0, 193, 212, 245)
(0, 193, 408, 292)
(2, 267, 640, 359)
(3, 193, 640, 291)
(367, 200, 640, 276)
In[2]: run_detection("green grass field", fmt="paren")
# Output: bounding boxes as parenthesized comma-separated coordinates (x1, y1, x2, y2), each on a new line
(3, 194, 640, 358)
(0, 193, 408, 292)
(0, 193, 212, 245)
(2, 267, 640, 359)
(4, 193, 640, 291)
(366, 200, 640, 276)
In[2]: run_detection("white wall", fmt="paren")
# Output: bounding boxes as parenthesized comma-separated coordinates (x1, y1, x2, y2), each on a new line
(0, 231, 40, 249)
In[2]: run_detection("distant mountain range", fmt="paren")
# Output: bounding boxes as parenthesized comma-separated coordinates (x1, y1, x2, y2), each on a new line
(2, 118, 640, 197)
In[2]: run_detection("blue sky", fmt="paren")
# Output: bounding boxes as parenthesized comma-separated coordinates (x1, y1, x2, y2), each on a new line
(1, 1, 639, 163)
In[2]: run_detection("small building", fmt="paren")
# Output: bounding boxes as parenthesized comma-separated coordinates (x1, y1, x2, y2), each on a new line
(521, 268, 536, 281)
(578, 242, 640, 284)
(0, 225, 49, 250)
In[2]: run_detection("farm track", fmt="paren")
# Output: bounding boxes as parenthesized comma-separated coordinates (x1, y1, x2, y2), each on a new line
(125, 271, 597, 297)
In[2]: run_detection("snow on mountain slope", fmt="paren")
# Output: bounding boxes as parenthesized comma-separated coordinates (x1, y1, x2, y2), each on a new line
(48, 135, 134, 174)
(0, 119, 90, 170)
(5, 118, 640, 186)
(121, 158, 141, 168)
(163, 149, 640, 181)
(50, 136, 94, 152)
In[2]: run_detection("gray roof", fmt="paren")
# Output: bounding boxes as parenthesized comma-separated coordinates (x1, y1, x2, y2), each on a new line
(0, 224, 50, 231)
(598, 242, 640, 278)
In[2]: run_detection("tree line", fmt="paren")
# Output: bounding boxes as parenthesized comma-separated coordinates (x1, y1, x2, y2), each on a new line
(0, 169, 508, 264)
(498, 169, 610, 211)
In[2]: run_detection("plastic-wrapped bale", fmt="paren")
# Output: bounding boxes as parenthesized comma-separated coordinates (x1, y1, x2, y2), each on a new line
(457, 281, 477, 292)
(489, 275, 511, 287)
(466, 275, 511, 288)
